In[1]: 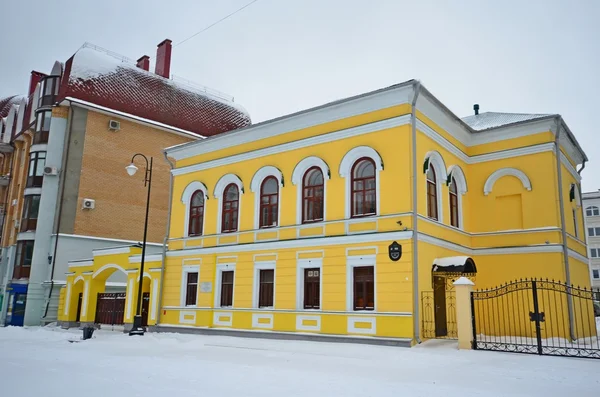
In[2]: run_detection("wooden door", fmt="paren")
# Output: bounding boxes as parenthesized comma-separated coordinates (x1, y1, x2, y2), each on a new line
(433, 276, 448, 337)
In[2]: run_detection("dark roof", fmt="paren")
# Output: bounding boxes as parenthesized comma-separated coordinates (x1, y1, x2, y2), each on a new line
(57, 45, 251, 137)
(0, 95, 23, 118)
(461, 112, 553, 131)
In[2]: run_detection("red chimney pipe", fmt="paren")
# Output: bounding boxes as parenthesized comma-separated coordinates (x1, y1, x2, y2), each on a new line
(136, 55, 150, 71)
(155, 39, 172, 78)
(29, 71, 46, 95)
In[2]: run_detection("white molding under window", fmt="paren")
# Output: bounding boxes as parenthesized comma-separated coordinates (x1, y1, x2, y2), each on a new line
(214, 173, 244, 233)
(483, 167, 532, 196)
(292, 156, 330, 224)
(296, 258, 323, 311)
(180, 265, 200, 307)
(214, 263, 236, 308)
(250, 166, 283, 229)
(346, 255, 377, 312)
(181, 181, 209, 237)
(339, 146, 383, 219)
(252, 261, 276, 309)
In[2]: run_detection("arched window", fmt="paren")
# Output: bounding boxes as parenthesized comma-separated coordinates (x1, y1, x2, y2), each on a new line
(449, 177, 458, 228)
(188, 191, 204, 236)
(586, 206, 599, 217)
(427, 165, 438, 220)
(302, 167, 324, 223)
(259, 176, 279, 228)
(351, 158, 376, 217)
(221, 184, 239, 233)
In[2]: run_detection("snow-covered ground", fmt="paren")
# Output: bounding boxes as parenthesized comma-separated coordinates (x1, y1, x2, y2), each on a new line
(1, 326, 599, 396)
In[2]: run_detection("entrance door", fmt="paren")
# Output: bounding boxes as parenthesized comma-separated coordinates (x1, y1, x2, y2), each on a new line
(75, 293, 83, 323)
(141, 292, 150, 327)
(10, 293, 27, 326)
(433, 276, 447, 337)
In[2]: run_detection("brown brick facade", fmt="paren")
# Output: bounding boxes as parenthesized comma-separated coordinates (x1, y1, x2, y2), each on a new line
(73, 111, 193, 243)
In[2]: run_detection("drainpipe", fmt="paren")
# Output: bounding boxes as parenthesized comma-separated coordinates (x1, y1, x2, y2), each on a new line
(554, 116, 575, 340)
(43, 106, 73, 319)
(411, 81, 421, 344)
(156, 150, 175, 326)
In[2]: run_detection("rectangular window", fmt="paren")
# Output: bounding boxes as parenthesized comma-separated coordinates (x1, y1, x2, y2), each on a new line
(588, 227, 600, 237)
(303, 268, 320, 309)
(593, 269, 600, 279)
(13, 240, 34, 279)
(33, 110, 51, 145)
(573, 209, 578, 238)
(591, 248, 599, 258)
(258, 269, 274, 308)
(185, 272, 198, 306)
(20, 195, 41, 232)
(353, 266, 374, 311)
(27, 151, 46, 188)
(220, 271, 234, 307)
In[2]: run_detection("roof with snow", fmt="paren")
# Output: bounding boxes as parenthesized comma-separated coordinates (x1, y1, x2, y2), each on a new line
(57, 44, 251, 137)
(461, 112, 553, 131)
(0, 95, 24, 118)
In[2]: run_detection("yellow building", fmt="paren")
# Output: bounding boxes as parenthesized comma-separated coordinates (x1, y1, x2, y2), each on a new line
(60, 80, 590, 343)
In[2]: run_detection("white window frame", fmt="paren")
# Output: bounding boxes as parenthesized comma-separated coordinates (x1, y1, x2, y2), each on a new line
(292, 156, 330, 224)
(446, 165, 467, 230)
(590, 248, 599, 258)
(181, 181, 209, 237)
(213, 173, 244, 233)
(346, 255, 377, 312)
(586, 206, 600, 217)
(339, 146, 383, 219)
(253, 261, 276, 309)
(180, 265, 200, 307)
(214, 263, 236, 308)
(296, 258, 323, 311)
(424, 151, 448, 223)
(592, 269, 600, 279)
(588, 227, 600, 237)
(250, 166, 284, 229)
(572, 209, 579, 238)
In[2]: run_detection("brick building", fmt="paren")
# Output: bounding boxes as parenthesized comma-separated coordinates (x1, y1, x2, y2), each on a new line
(0, 39, 251, 326)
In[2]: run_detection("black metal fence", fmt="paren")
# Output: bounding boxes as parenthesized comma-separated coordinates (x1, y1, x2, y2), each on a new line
(471, 279, 600, 359)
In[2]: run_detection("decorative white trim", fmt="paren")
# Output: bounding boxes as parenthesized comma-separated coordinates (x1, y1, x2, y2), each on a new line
(92, 247, 133, 257)
(447, 165, 467, 194)
(252, 313, 274, 329)
(296, 258, 323, 310)
(151, 278, 159, 321)
(250, 166, 283, 229)
(92, 263, 127, 279)
(560, 152, 581, 182)
(126, 278, 134, 319)
(292, 156, 330, 224)
(23, 187, 42, 196)
(64, 282, 72, 315)
(424, 151, 446, 223)
(424, 151, 448, 180)
(346, 255, 377, 312)
(253, 261, 276, 309)
(213, 311, 233, 327)
(483, 168, 532, 196)
(568, 248, 588, 264)
(179, 311, 197, 324)
(82, 280, 90, 318)
(296, 315, 321, 331)
(56, 233, 162, 247)
(68, 260, 94, 268)
(180, 265, 200, 307)
(181, 181, 209, 237)
(339, 146, 383, 219)
(73, 276, 85, 284)
(214, 263, 236, 308)
(347, 316, 377, 335)
(29, 144, 48, 153)
(168, 230, 413, 257)
(128, 254, 163, 263)
(214, 173, 244, 233)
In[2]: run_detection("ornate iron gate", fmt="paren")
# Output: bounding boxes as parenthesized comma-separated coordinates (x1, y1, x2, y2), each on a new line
(422, 276, 458, 339)
(471, 279, 600, 359)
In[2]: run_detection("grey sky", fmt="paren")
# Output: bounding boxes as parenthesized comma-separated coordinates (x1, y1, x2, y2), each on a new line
(2, 0, 599, 190)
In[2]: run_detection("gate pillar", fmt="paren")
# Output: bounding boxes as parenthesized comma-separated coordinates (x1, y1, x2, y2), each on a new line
(454, 277, 475, 350)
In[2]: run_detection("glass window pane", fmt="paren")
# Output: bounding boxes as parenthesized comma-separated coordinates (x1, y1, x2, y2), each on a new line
(261, 177, 278, 195)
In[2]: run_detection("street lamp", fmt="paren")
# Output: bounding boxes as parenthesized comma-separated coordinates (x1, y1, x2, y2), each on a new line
(125, 153, 153, 336)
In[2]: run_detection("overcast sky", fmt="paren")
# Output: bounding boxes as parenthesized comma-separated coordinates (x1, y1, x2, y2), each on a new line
(2, 0, 599, 190)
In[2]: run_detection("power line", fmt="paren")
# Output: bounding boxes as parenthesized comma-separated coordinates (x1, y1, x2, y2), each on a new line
(175, 0, 260, 47)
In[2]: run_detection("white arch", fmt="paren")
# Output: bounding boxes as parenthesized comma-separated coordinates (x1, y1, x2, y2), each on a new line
(483, 168, 532, 196)
(214, 173, 244, 233)
(92, 263, 128, 279)
(339, 146, 383, 219)
(50, 61, 63, 76)
(292, 156, 330, 224)
(339, 146, 383, 177)
(292, 156, 330, 185)
(423, 151, 448, 181)
(73, 275, 85, 285)
(251, 166, 283, 229)
(214, 174, 244, 198)
(182, 181, 209, 238)
(570, 184, 581, 208)
(250, 166, 283, 192)
(447, 165, 467, 195)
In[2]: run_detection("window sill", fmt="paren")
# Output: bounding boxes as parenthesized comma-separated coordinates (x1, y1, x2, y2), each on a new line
(350, 213, 376, 219)
(257, 306, 274, 310)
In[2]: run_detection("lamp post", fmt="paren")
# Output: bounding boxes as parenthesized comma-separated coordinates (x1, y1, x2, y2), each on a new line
(125, 153, 153, 336)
